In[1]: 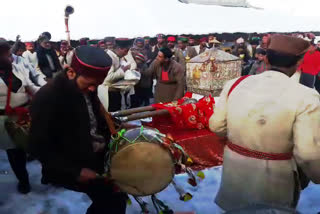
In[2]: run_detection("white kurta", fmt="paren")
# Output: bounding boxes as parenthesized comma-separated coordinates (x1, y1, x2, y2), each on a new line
(103, 50, 125, 85)
(22, 50, 38, 68)
(209, 71, 320, 211)
(58, 50, 74, 68)
(13, 55, 46, 87)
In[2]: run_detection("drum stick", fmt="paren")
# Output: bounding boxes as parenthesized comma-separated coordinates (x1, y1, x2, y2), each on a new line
(116, 109, 169, 122)
(111, 106, 156, 117)
(100, 105, 118, 136)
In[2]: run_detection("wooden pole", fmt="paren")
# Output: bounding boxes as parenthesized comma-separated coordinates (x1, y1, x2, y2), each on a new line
(116, 109, 169, 122)
(111, 106, 156, 117)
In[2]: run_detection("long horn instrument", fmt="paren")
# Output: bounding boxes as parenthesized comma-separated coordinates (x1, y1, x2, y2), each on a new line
(64, 5, 74, 46)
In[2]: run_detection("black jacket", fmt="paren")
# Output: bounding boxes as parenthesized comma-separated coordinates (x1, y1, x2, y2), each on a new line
(36, 46, 62, 78)
(29, 73, 110, 186)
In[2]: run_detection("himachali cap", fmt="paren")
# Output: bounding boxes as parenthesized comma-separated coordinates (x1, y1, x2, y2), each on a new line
(136, 37, 145, 43)
(115, 38, 134, 48)
(156, 34, 165, 39)
(104, 37, 115, 43)
(178, 36, 189, 43)
(167, 36, 176, 42)
(87, 40, 99, 47)
(200, 37, 208, 43)
(79, 37, 89, 46)
(144, 36, 151, 40)
(267, 35, 310, 56)
(25, 42, 33, 46)
(71, 46, 112, 79)
(60, 40, 68, 47)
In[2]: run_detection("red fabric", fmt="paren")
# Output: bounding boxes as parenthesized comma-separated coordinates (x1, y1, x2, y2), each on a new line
(152, 93, 215, 130)
(161, 67, 169, 81)
(298, 50, 320, 75)
(227, 141, 292, 160)
(143, 120, 225, 170)
(227, 75, 250, 98)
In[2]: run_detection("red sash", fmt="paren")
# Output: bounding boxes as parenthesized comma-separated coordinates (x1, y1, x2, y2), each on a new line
(226, 75, 293, 160)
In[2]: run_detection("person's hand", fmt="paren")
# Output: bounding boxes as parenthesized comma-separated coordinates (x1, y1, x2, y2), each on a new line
(93, 142, 106, 153)
(15, 35, 21, 42)
(121, 64, 131, 72)
(78, 168, 97, 183)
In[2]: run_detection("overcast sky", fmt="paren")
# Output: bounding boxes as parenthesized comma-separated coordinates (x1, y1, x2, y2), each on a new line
(0, 0, 319, 41)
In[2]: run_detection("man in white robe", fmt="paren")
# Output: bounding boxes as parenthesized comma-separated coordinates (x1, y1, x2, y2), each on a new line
(101, 38, 135, 111)
(209, 35, 320, 212)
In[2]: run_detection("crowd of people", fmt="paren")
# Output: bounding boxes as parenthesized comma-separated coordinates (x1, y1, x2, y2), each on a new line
(1, 31, 320, 214)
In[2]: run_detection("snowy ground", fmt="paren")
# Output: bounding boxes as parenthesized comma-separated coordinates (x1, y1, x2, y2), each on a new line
(0, 150, 319, 214)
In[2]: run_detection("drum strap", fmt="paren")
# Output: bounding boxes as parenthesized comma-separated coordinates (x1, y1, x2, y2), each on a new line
(226, 75, 292, 160)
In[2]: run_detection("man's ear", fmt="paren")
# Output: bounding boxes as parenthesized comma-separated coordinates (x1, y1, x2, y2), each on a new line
(66, 67, 77, 80)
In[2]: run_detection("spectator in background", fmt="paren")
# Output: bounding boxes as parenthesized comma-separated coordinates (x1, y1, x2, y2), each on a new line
(188, 36, 196, 47)
(150, 34, 166, 61)
(167, 36, 176, 52)
(233, 37, 251, 63)
(131, 37, 147, 60)
(36, 32, 62, 79)
(104, 37, 115, 51)
(12, 42, 46, 87)
(98, 40, 106, 50)
(199, 37, 208, 54)
(167, 36, 177, 61)
(79, 37, 89, 46)
(103, 38, 134, 111)
(298, 42, 320, 90)
(131, 53, 152, 107)
(22, 42, 37, 68)
(208, 36, 221, 49)
(175, 36, 197, 71)
(249, 36, 261, 59)
(148, 47, 185, 103)
(249, 48, 269, 75)
(58, 40, 74, 68)
(258, 34, 270, 49)
(0, 41, 41, 195)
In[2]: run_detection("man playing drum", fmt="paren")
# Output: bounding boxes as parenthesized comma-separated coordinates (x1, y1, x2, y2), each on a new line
(209, 35, 320, 212)
(29, 46, 127, 214)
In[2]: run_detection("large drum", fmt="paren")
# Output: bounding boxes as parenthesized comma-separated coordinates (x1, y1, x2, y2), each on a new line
(107, 127, 175, 196)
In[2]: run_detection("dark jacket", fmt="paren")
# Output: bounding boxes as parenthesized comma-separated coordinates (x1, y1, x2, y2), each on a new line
(36, 46, 62, 78)
(29, 73, 110, 187)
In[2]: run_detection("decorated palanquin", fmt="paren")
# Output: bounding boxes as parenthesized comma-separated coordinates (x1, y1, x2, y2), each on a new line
(186, 48, 242, 97)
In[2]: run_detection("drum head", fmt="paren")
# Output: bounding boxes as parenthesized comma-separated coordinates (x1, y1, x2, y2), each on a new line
(110, 142, 175, 196)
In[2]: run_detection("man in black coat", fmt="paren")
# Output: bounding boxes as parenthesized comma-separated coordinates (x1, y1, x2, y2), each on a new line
(29, 46, 127, 214)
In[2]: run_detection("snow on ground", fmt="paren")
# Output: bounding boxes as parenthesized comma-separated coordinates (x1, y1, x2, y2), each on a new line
(0, 150, 319, 214)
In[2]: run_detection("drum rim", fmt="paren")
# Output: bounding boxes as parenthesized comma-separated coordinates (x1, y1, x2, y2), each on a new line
(109, 142, 176, 196)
